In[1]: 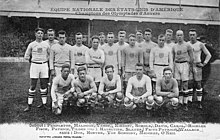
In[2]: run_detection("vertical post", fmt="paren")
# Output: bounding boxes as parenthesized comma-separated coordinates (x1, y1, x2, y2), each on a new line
(88, 20, 91, 47)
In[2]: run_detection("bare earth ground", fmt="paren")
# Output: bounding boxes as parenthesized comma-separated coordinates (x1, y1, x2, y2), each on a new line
(0, 62, 220, 124)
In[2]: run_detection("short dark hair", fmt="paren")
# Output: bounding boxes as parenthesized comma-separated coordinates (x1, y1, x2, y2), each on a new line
(76, 32, 83, 36)
(128, 34, 136, 39)
(58, 30, 66, 36)
(107, 32, 114, 35)
(77, 66, 86, 73)
(35, 28, 44, 33)
(189, 28, 197, 32)
(91, 35, 100, 41)
(136, 63, 143, 67)
(61, 64, 70, 71)
(105, 65, 114, 71)
(158, 34, 165, 38)
(163, 67, 172, 74)
(47, 28, 55, 33)
(118, 30, 126, 35)
(144, 28, 152, 33)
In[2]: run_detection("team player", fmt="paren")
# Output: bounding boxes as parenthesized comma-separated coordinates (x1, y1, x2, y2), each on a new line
(85, 35, 105, 87)
(115, 30, 129, 76)
(74, 66, 97, 113)
(44, 29, 59, 49)
(165, 29, 175, 52)
(43, 29, 58, 85)
(24, 28, 50, 112)
(149, 34, 173, 80)
(135, 30, 145, 48)
(122, 34, 143, 91)
(173, 30, 193, 111)
(188, 29, 211, 109)
(100, 32, 120, 75)
(51, 64, 75, 115)
(50, 30, 75, 77)
(98, 32, 106, 47)
(72, 32, 89, 78)
(124, 63, 154, 111)
(142, 28, 158, 76)
(98, 65, 123, 107)
(154, 67, 179, 111)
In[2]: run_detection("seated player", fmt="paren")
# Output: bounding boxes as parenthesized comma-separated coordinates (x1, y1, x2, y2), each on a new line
(51, 64, 76, 115)
(124, 63, 154, 110)
(154, 67, 179, 111)
(74, 66, 98, 113)
(98, 65, 124, 108)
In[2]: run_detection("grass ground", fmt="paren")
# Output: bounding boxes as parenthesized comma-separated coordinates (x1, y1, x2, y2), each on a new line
(0, 62, 220, 124)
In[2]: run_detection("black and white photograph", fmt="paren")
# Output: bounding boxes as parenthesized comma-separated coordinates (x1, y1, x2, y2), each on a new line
(0, 0, 220, 139)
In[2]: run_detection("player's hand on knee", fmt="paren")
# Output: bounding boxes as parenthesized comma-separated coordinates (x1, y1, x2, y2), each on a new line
(78, 93, 84, 98)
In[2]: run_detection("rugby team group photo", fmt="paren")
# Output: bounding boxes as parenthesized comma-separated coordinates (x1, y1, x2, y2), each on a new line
(23, 27, 212, 116)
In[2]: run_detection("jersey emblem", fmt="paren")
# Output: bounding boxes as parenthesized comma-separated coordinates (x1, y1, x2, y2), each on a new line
(37, 48, 43, 53)
(77, 52, 83, 56)
(159, 53, 164, 58)
(137, 87, 144, 94)
(129, 53, 135, 58)
(177, 50, 182, 55)
(146, 49, 151, 53)
(108, 51, 114, 56)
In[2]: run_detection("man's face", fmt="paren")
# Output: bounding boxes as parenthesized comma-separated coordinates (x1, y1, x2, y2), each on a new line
(158, 36, 165, 47)
(136, 32, 143, 41)
(78, 70, 86, 81)
(61, 68, 70, 79)
(99, 35, 105, 43)
(189, 31, 197, 42)
(47, 31, 55, 41)
(107, 34, 114, 44)
(144, 31, 152, 41)
(129, 36, 136, 46)
(58, 34, 66, 45)
(105, 67, 114, 78)
(136, 66, 143, 77)
(35, 31, 44, 40)
(165, 32, 173, 41)
(75, 35, 83, 44)
(176, 31, 184, 42)
(118, 33, 126, 42)
(164, 70, 172, 80)
(92, 38, 99, 49)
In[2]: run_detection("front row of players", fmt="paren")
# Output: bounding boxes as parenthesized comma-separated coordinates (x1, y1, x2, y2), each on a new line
(48, 63, 179, 115)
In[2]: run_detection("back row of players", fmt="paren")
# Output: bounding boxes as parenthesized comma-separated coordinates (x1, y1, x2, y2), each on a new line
(24, 28, 211, 115)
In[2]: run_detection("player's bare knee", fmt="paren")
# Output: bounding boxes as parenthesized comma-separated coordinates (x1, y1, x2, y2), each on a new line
(154, 96, 163, 104)
(147, 96, 154, 104)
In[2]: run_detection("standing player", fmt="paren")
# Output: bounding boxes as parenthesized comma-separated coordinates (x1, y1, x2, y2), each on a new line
(43, 29, 58, 85)
(124, 63, 154, 111)
(115, 30, 129, 76)
(188, 29, 211, 108)
(51, 64, 75, 115)
(100, 32, 120, 75)
(74, 66, 98, 113)
(149, 34, 173, 80)
(135, 30, 145, 48)
(50, 30, 75, 78)
(98, 65, 123, 107)
(98, 32, 106, 47)
(154, 67, 179, 111)
(173, 30, 193, 111)
(164, 29, 175, 52)
(85, 35, 105, 88)
(24, 28, 50, 112)
(72, 32, 89, 78)
(44, 29, 58, 49)
(122, 34, 143, 92)
(141, 28, 158, 75)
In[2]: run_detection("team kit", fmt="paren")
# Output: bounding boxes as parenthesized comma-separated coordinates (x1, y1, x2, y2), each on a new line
(23, 27, 211, 115)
